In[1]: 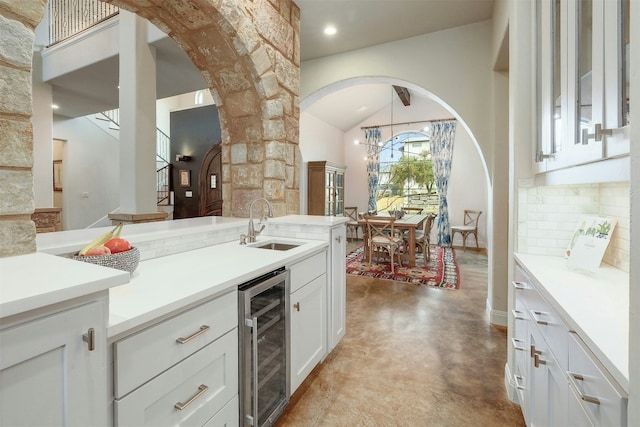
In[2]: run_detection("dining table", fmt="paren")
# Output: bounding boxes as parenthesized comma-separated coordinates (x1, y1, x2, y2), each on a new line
(358, 213, 430, 267)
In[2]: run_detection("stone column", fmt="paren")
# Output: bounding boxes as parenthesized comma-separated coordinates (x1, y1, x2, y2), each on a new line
(112, 10, 166, 224)
(0, 9, 39, 256)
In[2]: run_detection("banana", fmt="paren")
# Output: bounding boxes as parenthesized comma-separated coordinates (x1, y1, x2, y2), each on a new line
(112, 222, 123, 238)
(78, 223, 124, 255)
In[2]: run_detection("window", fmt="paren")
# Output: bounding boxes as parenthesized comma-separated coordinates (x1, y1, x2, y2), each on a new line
(376, 131, 437, 213)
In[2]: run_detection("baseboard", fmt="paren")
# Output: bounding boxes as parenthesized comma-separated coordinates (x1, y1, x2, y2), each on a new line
(504, 362, 520, 404)
(486, 299, 508, 326)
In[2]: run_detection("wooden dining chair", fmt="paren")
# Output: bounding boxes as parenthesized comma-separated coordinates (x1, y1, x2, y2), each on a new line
(344, 206, 361, 241)
(414, 213, 436, 261)
(403, 207, 424, 214)
(450, 210, 482, 251)
(363, 215, 404, 273)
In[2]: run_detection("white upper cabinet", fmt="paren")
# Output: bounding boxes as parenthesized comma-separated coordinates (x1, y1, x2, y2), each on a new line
(536, 0, 630, 173)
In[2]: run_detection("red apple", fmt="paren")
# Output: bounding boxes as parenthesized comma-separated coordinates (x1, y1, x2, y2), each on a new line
(85, 245, 111, 256)
(104, 237, 131, 254)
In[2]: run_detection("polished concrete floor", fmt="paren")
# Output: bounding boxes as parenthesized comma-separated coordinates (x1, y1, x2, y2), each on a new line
(277, 241, 525, 427)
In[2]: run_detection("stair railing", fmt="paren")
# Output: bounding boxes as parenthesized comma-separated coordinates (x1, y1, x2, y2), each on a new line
(48, 0, 119, 47)
(157, 164, 172, 205)
(97, 108, 172, 205)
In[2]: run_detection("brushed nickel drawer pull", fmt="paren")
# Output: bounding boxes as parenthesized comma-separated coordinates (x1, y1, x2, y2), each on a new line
(512, 281, 528, 290)
(530, 310, 548, 325)
(174, 384, 208, 411)
(513, 374, 525, 390)
(512, 309, 526, 320)
(176, 325, 210, 344)
(294, 302, 300, 312)
(512, 338, 526, 352)
(567, 372, 601, 405)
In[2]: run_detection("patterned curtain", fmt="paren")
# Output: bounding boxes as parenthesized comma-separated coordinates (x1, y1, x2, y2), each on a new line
(429, 120, 457, 246)
(365, 127, 381, 213)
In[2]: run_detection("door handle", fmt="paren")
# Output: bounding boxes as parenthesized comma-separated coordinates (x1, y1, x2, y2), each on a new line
(82, 328, 95, 351)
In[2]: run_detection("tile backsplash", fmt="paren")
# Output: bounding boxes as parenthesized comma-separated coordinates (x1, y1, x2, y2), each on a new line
(518, 182, 630, 272)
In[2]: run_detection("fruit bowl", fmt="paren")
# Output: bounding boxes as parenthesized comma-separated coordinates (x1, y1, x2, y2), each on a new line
(72, 247, 140, 274)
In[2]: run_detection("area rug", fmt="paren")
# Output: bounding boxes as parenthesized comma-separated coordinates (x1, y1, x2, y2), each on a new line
(346, 245, 460, 290)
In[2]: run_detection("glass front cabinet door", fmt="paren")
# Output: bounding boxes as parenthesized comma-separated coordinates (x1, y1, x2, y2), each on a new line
(536, 0, 630, 173)
(308, 161, 346, 217)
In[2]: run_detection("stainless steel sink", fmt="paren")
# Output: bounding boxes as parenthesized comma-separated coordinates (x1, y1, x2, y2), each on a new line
(254, 242, 299, 251)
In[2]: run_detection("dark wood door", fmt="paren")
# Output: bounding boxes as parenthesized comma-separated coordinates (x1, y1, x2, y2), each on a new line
(199, 144, 222, 216)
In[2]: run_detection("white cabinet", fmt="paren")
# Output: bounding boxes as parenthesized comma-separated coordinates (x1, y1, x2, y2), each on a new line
(0, 295, 109, 427)
(202, 396, 239, 427)
(513, 275, 569, 427)
(288, 250, 327, 394)
(512, 265, 628, 426)
(527, 321, 568, 427)
(328, 225, 346, 350)
(114, 332, 238, 427)
(112, 291, 238, 427)
(567, 332, 627, 426)
(535, 0, 630, 173)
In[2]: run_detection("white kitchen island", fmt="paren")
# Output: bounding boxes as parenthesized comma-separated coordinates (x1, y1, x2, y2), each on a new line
(2, 214, 348, 427)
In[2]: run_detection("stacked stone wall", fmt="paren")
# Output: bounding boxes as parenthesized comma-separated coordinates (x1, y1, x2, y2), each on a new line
(0, 3, 44, 257)
(0, 0, 300, 257)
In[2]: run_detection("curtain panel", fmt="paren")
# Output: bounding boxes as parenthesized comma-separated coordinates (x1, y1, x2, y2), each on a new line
(429, 120, 457, 246)
(365, 127, 382, 213)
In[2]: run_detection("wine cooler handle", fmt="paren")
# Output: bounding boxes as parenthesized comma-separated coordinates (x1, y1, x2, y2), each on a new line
(252, 315, 259, 425)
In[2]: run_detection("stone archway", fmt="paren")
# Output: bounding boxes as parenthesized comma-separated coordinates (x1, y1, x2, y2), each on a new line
(0, 0, 300, 257)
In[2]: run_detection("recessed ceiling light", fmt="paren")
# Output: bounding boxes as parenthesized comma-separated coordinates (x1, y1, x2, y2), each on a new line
(324, 25, 337, 36)
(51, 104, 59, 109)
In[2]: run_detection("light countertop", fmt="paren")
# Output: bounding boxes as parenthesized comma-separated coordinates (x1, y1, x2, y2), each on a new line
(0, 252, 129, 318)
(36, 216, 246, 256)
(270, 215, 349, 226)
(515, 253, 629, 391)
(108, 236, 328, 338)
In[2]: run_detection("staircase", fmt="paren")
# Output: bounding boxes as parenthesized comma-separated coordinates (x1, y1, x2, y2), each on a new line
(95, 110, 172, 207)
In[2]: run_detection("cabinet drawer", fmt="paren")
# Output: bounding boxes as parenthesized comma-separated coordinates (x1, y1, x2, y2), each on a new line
(203, 395, 238, 427)
(289, 251, 326, 293)
(114, 290, 237, 398)
(114, 330, 238, 427)
(514, 269, 568, 370)
(567, 333, 627, 427)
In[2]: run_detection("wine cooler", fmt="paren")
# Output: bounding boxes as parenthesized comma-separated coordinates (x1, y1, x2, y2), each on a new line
(238, 267, 290, 427)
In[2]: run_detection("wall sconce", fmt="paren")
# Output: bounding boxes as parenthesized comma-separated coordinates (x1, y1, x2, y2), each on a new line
(175, 154, 192, 162)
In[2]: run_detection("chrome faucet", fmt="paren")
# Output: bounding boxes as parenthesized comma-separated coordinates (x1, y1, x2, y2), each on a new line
(247, 198, 273, 243)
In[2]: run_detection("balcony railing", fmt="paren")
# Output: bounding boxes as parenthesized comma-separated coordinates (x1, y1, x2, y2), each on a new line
(48, 0, 119, 47)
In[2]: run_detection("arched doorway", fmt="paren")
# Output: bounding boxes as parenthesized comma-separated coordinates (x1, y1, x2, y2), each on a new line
(299, 78, 489, 250)
(0, 0, 302, 257)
